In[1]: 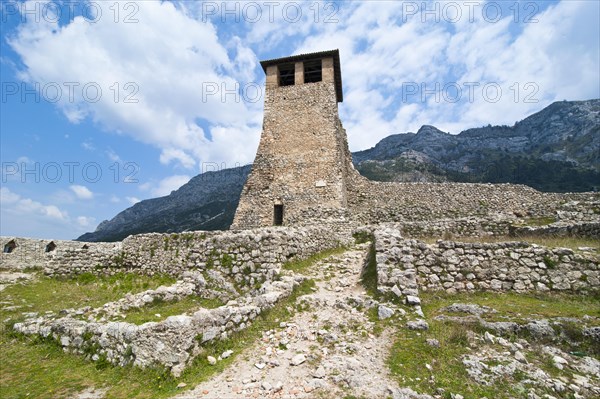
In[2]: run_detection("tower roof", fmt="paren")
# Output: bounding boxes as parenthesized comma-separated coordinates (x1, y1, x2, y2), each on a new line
(260, 49, 343, 102)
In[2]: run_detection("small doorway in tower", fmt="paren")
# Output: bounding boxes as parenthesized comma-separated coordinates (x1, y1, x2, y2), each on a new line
(274, 204, 284, 226)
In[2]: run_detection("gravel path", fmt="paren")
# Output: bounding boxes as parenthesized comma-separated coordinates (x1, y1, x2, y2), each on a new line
(173, 244, 402, 399)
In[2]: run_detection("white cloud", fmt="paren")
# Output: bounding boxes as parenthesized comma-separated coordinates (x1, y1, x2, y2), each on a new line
(69, 185, 94, 200)
(76, 216, 95, 228)
(81, 140, 95, 151)
(9, 1, 261, 169)
(109, 195, 120, 203)
(0, 187, 21, 204)
(0, 187, 96, 239)
(141, 175, 191, 197)
(6, 0, 598, 164)
(16, 156, 32, 164)
(159, 148, 197, 169)
(126, 196, 140, 205)
(1, 187, 68, 220)
(2, 156, 35, 183)
(105, 148, 122, 163)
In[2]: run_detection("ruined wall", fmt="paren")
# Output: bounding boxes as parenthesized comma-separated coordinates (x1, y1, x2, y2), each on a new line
(373, 228, 599, 301)
(379, 218, 513, 238)
(21, 227, 353, 286)
(13, 275, 299, 377)
(232, 64, 355, 229)
(10, 225, 353, 376)
(0, 237, 117, 271)
(348, 178, 600, 225)
(509, 222, 600, 239)
(377, 219, 600, 240)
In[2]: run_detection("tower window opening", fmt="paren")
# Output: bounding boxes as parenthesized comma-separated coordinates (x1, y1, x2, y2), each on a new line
(45, 242, 57, 253)
(278, 63, 295, 86)
(303, 59, 322, 83)
(3, 240, 16, 253)
(274, 204, 284, 226)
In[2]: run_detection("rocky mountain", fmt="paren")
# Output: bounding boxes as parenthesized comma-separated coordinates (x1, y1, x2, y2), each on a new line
(77, 165, 251, 242)
(354, 99, 599, 192)
(78, 99, 599, 242)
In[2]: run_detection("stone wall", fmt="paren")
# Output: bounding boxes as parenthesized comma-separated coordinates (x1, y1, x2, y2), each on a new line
(0, 237, 118, 271)
(10, 225, 353, 376)
(373, 228, 599, 303)
(376, 218, 599, 240)
(43, 227, 352, 290)
(347, 177, 600, 225)
(13, 275, 300, 377)
(509, 222, 600, 239)
(379, 218, 513, 239)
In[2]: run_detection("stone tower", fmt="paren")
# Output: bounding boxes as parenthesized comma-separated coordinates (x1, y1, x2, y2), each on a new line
(231, 49, 354, 229)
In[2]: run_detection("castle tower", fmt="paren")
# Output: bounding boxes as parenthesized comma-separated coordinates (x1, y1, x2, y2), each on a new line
(231, 49, 354, 229)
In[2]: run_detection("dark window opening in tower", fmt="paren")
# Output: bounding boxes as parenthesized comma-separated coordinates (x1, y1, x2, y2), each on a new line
(278, 63, 295, 86)
(3, 240, 16, 253)
(304, 59, 322, 83)
(274, 204, 284, 226)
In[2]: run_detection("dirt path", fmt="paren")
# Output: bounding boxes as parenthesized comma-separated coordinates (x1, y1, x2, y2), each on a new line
(173, 244, 402, 399)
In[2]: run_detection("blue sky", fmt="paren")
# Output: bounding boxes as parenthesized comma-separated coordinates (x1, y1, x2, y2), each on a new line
(1, 0, 599, 240)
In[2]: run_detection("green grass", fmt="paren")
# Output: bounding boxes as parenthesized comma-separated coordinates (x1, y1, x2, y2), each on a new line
(0, 272, 177, 399)
(386, 290, 600, 397)
(282, 246, 347, 273)
(518, 216, 556, 226)
(1, 272, 176, 318)
(361, 243, 378, 298)
(0, 334, 177, 399)
(121, 296, 224, 325)
(421, 290, 600, 320)
(389, 321, 503, 398)
(1, 266, 321, 398)
(352, 230, 373, 245)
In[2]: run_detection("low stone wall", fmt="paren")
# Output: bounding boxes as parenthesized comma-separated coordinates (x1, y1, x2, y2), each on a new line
(14, 276, 300, 377)
(373, 228, 599, 302)
(9, 226, 352, 376)
(37, 227, 352, 292)
(380, 218, 513, 239)
(0, 237, 117, 271)
(509, 222, 600, 239)
(347, 175, 600, 225)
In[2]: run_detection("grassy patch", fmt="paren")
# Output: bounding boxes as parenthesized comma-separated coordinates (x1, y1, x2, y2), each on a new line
(518, 216, 556, 226)
(1, 272, 176, 318)
(121, 296, 224, 325)
(361, 242, 378, 298)
(387, 290, 600, 397)
(352, 230, 373, 245)
(0, 332, 179, 399)
(420, 290, 600, 320)
(542, 255, 557, 269)
(388, 320, 509, 398)
(419, 235, 599, 252)
(1, 270, 317, 398)
(282, 246, 347, 274)
(0, 272, 177, 399)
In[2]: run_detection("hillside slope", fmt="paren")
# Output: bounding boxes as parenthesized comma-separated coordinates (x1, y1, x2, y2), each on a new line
(77, 166, 250, 242)
(353, 99, 599, 191)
